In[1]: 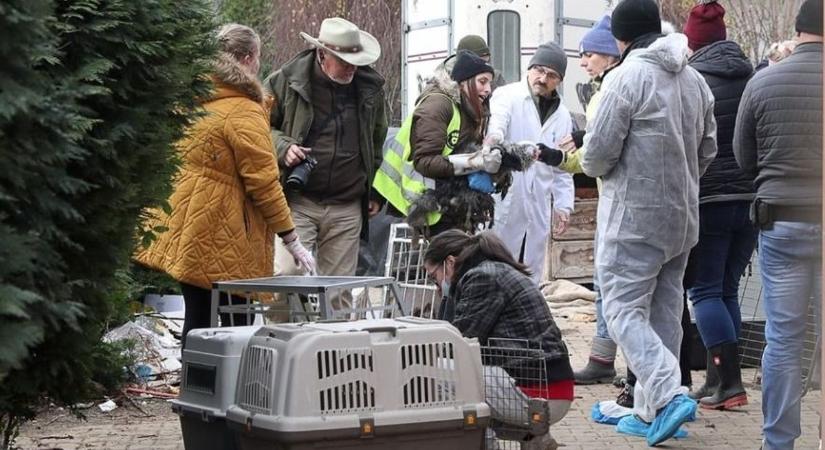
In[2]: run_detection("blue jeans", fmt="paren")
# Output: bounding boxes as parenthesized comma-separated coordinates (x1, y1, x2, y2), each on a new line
(759, 221, 822, 450)
(687, 202, 757, 348)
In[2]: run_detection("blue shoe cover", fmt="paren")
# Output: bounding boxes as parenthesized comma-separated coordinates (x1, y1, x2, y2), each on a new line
(616, 415, 687, 439)
(646, 394, 697, 446)
(591, 401, 633, 425)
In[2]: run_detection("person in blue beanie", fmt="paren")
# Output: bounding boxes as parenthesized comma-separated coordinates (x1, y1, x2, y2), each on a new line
(567, 14, 622, 387)
(574, 14, 621, 111)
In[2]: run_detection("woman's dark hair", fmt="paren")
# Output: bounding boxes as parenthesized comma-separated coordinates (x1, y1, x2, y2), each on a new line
(459, 77, 489, 140)
(424, 230, 530, 283)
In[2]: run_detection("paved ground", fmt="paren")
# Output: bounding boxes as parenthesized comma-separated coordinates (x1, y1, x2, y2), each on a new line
(15, 316, 822, 449)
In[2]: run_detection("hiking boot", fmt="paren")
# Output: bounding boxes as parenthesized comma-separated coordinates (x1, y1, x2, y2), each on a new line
(574, 337, 617, 385)
(689, 350, 719, 400)
(699, 342, 748, 410)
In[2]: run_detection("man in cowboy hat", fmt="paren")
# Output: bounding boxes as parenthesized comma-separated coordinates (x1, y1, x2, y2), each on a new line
(265, 17, 388, 311)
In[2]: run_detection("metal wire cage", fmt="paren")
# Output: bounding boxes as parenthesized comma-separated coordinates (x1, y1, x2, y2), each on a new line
(738, 255, 821, 393)
(383, 223, 442, 319)
(481, 338, 551, 450)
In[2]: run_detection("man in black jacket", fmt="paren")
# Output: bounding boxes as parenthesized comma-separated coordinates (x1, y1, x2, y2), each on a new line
(683, 0, 755, 412)
(733, 0, 822, 448)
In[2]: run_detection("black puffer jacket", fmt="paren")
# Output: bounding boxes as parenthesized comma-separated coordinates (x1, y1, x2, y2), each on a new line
(689, 40, 754, 202)
(734, 42, 823, 207)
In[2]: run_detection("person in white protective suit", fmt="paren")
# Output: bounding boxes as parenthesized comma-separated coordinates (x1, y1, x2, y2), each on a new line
(579, 0, 717, 446)
(487, 41, 575, 285)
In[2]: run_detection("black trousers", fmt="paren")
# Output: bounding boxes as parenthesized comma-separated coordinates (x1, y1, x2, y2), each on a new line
(179, 282, 249, 348)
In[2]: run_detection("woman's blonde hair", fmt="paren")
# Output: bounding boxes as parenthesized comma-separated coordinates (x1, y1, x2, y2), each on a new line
(216, 23, 260, 61)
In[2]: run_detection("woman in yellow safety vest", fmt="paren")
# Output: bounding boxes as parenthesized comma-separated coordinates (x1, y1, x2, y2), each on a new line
(373, 50, 501, 236)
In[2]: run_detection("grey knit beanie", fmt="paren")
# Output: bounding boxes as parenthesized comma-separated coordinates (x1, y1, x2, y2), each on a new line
(528, 41, 567, 79)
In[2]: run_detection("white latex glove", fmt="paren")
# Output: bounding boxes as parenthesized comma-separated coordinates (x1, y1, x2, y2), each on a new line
(448, 148, 502, 175)
(484, 132, 503, 146)
(553, 209, 570, 236)
(282, 231, 316, 274)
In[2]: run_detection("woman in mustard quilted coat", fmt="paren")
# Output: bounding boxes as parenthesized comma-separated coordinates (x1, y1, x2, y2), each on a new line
(135, 24, 315, 347)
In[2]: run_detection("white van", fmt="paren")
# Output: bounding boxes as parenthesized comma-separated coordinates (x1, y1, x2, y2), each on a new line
(401, 0, 612, 117)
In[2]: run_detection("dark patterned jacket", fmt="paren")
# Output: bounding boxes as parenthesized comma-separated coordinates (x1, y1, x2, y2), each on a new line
(445, 260, 573, 383)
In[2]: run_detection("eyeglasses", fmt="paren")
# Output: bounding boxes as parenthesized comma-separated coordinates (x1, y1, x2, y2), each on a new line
(531, 65, 562, 82)
(425, 265, 442, 284)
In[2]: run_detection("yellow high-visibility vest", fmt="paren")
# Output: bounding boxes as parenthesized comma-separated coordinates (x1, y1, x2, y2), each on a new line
(373, 93, 461, 225)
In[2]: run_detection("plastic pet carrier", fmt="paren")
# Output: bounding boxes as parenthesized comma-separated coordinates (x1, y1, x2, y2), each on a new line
(226, 317, 490, 449)
(172, 326, 262, 450)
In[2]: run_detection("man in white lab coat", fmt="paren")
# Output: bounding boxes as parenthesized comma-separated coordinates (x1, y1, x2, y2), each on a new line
(487, 41, 575, 284)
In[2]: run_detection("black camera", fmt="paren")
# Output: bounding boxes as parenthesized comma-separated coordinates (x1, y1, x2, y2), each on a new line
(285, 155, 317, 190)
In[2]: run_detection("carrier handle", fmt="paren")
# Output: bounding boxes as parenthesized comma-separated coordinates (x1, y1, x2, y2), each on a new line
(359, 326, 399, 337)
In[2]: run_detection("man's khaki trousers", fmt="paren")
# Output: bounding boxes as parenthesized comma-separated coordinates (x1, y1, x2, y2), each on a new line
(274, 193, 362, 317)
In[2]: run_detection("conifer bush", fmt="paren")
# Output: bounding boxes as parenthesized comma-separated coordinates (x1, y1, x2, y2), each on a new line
(0, 0, 215, 446)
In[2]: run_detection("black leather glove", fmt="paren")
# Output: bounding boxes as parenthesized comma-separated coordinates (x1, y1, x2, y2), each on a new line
(571, 129, 586, 149)
(537, 143, 564, 167)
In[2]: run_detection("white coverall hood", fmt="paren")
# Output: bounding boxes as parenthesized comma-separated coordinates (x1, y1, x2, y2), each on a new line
(638, 33, 690, 74)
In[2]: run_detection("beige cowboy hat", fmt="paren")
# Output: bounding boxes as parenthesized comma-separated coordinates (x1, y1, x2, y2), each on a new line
(300, 17, 381, 66)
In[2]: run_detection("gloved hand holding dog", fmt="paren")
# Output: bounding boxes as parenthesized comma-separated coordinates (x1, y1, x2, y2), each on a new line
(448, 147, 502, 175)
(536, 142, 566, 166)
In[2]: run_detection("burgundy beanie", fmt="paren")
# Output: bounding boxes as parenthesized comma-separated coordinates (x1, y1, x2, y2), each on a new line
(684, 0, 727, 51)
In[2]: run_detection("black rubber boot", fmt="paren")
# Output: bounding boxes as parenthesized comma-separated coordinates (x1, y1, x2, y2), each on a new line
(574, 337, 617, 385)
(679, 294, 693, 388)
(689, 350, 719, 400)
(699, 342, 748, 410)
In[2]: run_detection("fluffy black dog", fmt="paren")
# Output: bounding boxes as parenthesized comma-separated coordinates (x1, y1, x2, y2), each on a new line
(406, 141, 538, 237)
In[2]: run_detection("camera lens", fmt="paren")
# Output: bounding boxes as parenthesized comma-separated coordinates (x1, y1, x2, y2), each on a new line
(286, 156, 317, 190)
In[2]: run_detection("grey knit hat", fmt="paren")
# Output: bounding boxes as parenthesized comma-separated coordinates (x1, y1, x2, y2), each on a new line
(528, 41, 567, 79)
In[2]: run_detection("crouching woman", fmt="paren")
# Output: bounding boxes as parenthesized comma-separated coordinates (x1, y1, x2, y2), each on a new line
(423, 230, 574, 447)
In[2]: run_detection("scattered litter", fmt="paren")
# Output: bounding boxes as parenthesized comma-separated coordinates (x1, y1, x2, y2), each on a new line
(125, 387, 178, 399)
(73, 402, 94, 409)
(121, 390, 154, 417)
(103, 316, 182, 388)
(40, 435, 74, 440)
(98, 400, 118, 413)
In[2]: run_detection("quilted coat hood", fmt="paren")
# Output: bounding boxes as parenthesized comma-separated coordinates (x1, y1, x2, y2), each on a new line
(420, 65, 462, 104)
(688, 40, 753, 80)
(211, 52, 264, 103)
